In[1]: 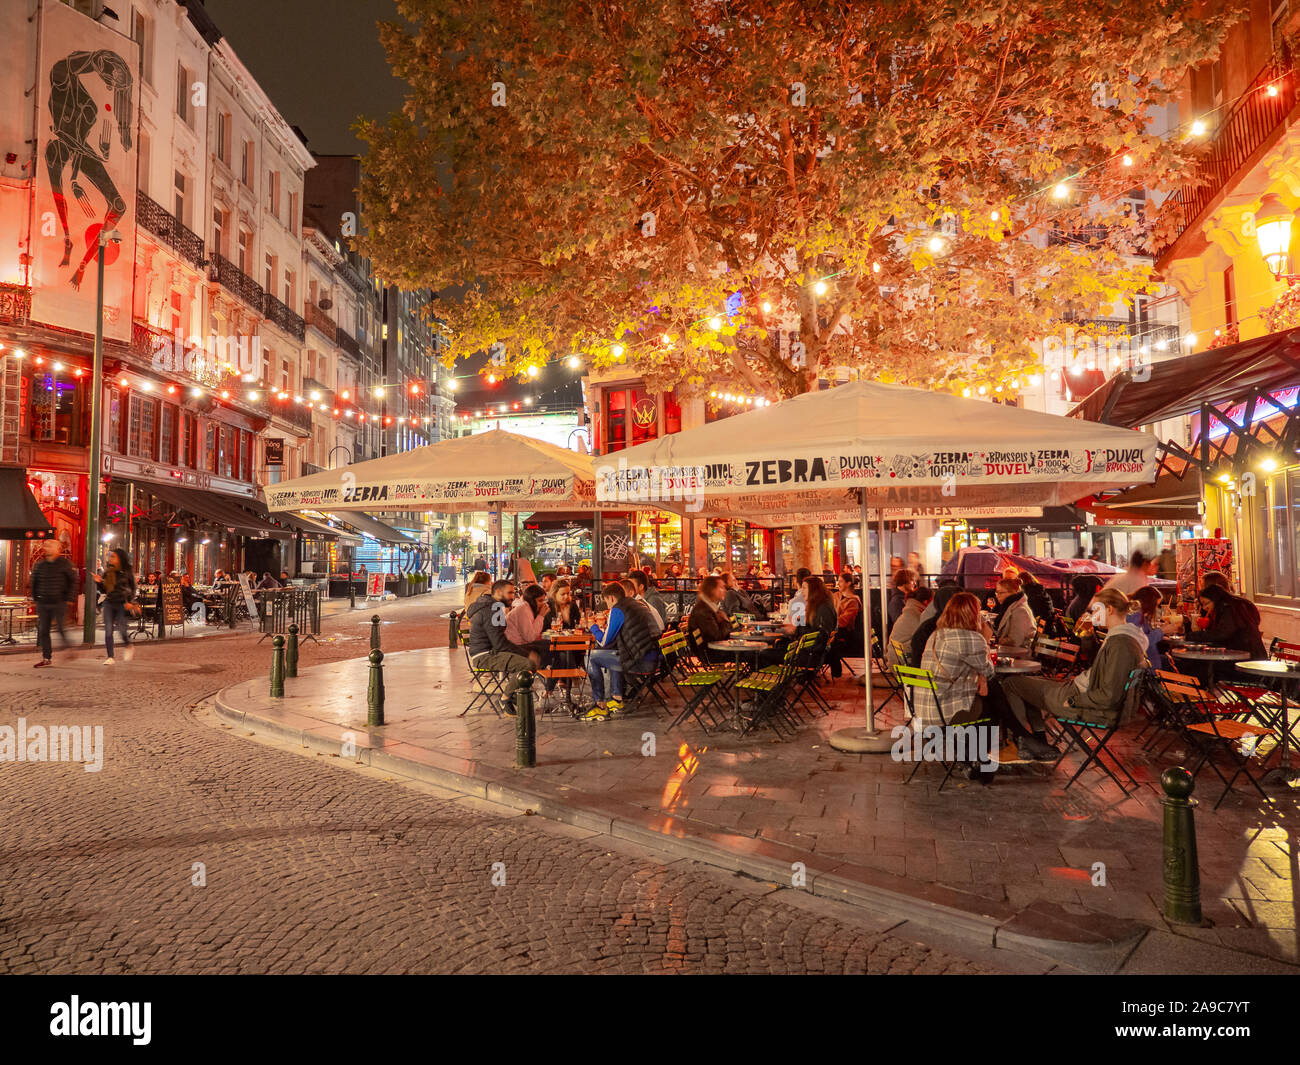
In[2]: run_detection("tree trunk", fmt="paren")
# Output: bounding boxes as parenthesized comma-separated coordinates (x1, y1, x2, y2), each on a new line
(790, 523, 821, 574)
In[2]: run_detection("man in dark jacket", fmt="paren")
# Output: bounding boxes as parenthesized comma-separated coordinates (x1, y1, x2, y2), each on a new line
(688, 575, 733, 651)
(584, 583, 660, 720)
(29, 539, 77, 668)
(466, 580, 535, 714)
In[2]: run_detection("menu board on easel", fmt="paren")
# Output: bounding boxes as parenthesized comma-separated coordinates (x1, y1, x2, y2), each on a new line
(366, 572, 385, 600)
(160, 576, 185, 628)
(237, 573, 259, 623)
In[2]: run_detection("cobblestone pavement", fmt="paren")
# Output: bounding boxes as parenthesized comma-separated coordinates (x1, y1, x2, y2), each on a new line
(0, 594, 998, 974)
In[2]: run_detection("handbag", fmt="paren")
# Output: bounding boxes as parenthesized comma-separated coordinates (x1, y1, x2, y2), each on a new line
(125, 600, 142, 618)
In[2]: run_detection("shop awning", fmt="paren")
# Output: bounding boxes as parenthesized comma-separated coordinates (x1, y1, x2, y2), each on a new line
(326, 510, 413, 545)
(1081, 471, 1204, 526)
(0, 467, 54, 540)
(1069, 329, 1300, 427)
(964, 505, 1087, 533)
(146, 483, 293, 538)
(278, 510, 362, 544)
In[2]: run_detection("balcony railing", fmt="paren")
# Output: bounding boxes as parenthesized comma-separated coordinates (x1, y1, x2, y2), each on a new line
(1159, 59, 1296, 256)
(0, 282, 31, 323)
(246, 390, 315, 434)
(211, 252, 265, 310)
(337, 328, 362, 359)
(304, 301, 338, 341)
(263, 292, 305, 340)
(136, 190, 205, 267)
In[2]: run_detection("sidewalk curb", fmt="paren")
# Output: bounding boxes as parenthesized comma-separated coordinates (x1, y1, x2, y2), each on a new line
(211, 690, 1153, 973)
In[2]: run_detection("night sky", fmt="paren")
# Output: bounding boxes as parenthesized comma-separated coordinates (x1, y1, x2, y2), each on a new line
(201, 0, 409, 156)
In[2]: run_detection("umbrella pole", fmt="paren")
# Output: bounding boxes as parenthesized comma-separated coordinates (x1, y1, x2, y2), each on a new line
(828, 494, 893, 754)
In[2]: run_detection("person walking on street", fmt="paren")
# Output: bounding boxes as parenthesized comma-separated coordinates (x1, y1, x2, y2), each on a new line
(94, 548, 136, 664)
(29, 538, 77, 668)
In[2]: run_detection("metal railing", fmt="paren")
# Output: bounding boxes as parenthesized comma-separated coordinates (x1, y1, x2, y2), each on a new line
(304, 301, 338, 341)
(136, 190, 206, 267)
(257, 587, 322, 637)
(1159, 59, 1296, 255)
(263, 292, 306, 340)
(211, 252, 266, 310)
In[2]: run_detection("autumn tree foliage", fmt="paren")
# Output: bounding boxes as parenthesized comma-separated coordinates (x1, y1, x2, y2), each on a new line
(358, 1, 1233, 399)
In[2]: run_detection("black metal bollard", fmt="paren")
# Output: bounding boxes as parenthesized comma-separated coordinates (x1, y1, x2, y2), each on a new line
(367, 648, 385, 726)
(270, 634, 285, 698)
(449, 610, 459, 649)
(1160, 767, 1203, 925)
(370, 613, 382, 652)
(286, 622, 299, 678)
(515, 674, 536, 768)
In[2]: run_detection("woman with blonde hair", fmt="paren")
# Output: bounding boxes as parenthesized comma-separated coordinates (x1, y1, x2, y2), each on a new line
(464, 569, 492, 609)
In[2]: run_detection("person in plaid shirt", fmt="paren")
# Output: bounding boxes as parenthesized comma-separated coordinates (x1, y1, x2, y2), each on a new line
(912, 592, 994, 729)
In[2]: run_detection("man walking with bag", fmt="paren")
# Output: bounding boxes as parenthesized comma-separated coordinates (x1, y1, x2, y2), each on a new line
(29, 538, 78, 668)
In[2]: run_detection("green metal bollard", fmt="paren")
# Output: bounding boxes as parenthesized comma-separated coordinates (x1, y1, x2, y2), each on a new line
(1160, 767, 1203, 925)
(367, 648, 385, 727)
(270, 634, 285, 698)
(370, 614, 382, 652)
(515, 673, 536, 768)
(286, 622, 299, 678)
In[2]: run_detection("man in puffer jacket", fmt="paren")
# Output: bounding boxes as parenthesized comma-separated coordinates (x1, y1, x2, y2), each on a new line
(29, 538, 77, 668)
(998, 587, 1147, 759)
(584, 583, 660, 722)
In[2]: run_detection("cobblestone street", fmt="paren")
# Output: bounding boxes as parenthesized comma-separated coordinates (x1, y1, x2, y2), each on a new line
(0, 595, 998, 974)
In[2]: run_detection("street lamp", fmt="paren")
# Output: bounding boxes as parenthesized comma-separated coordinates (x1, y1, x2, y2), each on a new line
(82, 228, 121, 646)
(1254, 195, 1294, 278)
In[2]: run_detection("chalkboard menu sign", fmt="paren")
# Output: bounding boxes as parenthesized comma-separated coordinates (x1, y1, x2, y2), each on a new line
(160, 576, 185, 627)
(237, 573, 259, 622)
(599, 516, 632, 573)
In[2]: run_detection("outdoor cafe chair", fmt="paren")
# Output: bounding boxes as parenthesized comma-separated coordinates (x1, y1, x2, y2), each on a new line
(456, 618, 507, 718)
(775, 630, 835, 719)
(735, 642, 802, 738)
(891, 637, 913, 669)
(1152, 669, 1274, 810)
(1032, 637, 1080, 681)
(662, 631, 730, 734)
(1049, 669, 1145, 796)
(894, 664, 994, 793)
(622, 645, 671, 718)
(537, 633, 591, 717)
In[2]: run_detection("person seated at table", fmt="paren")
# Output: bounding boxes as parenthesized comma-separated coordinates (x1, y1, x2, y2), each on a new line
(1196, 582, 1266, 663)
(629, 570, 668, 631)
(505, 583, 552, 665)
(911, 583, 960, 669)
(758, 562, 775, 579)
(540, 572, 556, 596)
(584, 582, 660, 721)
(466, 579, 535, 716)
(911, 593, 996, 778)
(179, 574, 207, 624)
(1130, 585, 1173, 671)
(786, 567, 812, 618)
(787, 574, 837, 641)
(257, 571, 281, 590)
(1000, 588, 1147, 759)
(992, 577, 1036, 651)
(887, 587, 932, 668)
(1019, 571, 1054, 629)
(548, 578, 582, 629)
(888, 568, 917, 631)
(1063, 575, 1103, 629)
(464, 570, 492, 609)
(826, 572, 862, 679)
(279, 570, 291, 583)
(722, 571, 767, 621)
(688, 575, 734, 652)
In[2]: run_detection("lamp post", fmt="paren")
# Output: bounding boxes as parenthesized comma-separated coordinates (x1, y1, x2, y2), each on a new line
(1254, 194, 1294, 278)
(328, 445, 356, 608)
(82, 229, 120, 646)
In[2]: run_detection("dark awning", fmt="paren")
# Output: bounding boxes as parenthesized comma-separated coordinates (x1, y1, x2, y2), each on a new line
(276, 510, 362, 544)
(326, 510, 414, 545)
(1070, 329, 1300, 427)
(1082, 471, 1204, 526)
(965, 505, 1086, 533)
(146, 483, 293, 538)
(0, 467, 54, 540)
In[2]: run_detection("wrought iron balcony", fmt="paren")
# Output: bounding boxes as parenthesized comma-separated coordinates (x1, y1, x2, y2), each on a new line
(337, 327, 362, 359)
(1159, 59, 1296, 257)
(211, 252, 266, 310)
(136, 190, 206, 267)
(263, 292, 305, 340)
(304, 301, 338, 342)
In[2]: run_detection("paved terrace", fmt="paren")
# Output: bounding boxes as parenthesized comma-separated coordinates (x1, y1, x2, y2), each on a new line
(214, 633, 1300, 969)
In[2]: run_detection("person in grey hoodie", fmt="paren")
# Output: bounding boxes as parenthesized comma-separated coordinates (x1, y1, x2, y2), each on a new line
(999, 587, 1147, 759)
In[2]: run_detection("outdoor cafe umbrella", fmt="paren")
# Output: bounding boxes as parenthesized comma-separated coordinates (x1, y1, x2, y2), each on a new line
(596, 380, 1159, 751)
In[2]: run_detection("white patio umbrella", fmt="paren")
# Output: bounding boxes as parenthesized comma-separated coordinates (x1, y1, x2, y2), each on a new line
(596, 380, 1158, 751)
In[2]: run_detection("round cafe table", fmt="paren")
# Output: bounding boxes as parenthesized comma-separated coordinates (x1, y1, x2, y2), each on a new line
(1234, 659, 1300, 785)
(1170, 645, 1249, 688)
(994, 659, 1042, 676)
(709, 639, 770, 726)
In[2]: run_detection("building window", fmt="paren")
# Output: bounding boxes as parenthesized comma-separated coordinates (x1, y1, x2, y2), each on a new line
(173, 169, 187, 227)
(212, 206, 227, 259)
(176, 61, 191, 125)
(1248, 467, 1300, 603)
(137, 127, 150, 198)
(264, 253, 276, 294)
(1224, 266, 1237, 328)
(127, 394, 157, 458)
(283, 268, 295, 308)
(203, 421, 216, 473)
(180, 410, 195, 467)
(288, 191, 299, 236)
(266, 170, 280, 217)
(132, 10, 153, 87)
(241, 139, 255, 187)
(216, 111, 231, 165)
(158, 403, 176, 465)
(236, 227, 251, 273)
(261, 346, 272, 385)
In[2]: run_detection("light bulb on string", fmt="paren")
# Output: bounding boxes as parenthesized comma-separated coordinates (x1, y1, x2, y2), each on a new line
(813, 280, 828, 296)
